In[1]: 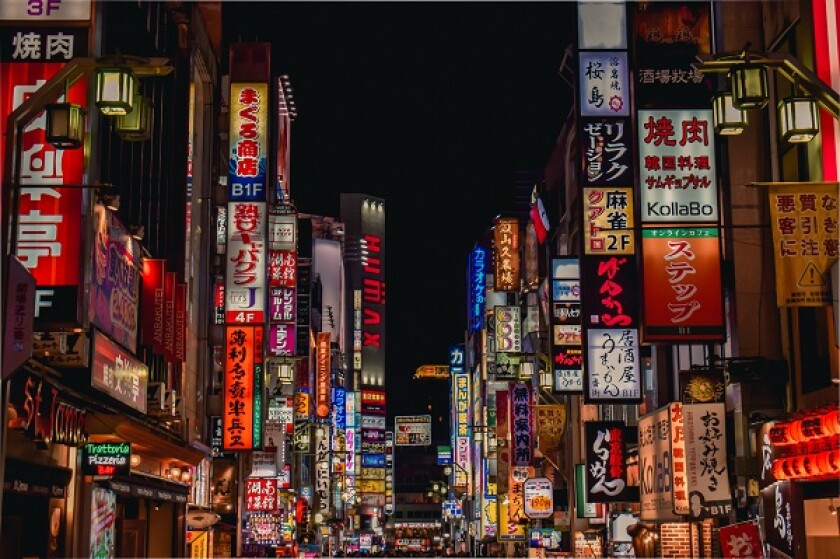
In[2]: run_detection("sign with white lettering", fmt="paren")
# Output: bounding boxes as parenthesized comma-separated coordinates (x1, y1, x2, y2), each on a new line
(0, 27, 87, 61)
(82, 442, 130, 477)
(225, 201, 266, 323)
(91, 330, 148, 413)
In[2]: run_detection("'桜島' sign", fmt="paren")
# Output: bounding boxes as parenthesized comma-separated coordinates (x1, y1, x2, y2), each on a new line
(638, 109, 718, 223)
(579, 51, 629, 117)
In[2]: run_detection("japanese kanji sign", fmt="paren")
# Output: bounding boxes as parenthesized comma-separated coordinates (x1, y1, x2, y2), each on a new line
(584, 187, 635, 255)
(767, 181, 839, 306)
(510, 383, 532, 467)
(669, 402, 689, 515)
(315, 332, 331, 418)
(638, 109, 718, 223)
(762, 481, 796, 557)
(268, 249, 296, 289)
(584, 421, 628, 502)
(228, 82, 268, 201)
(226, 201, 266, 323)
(245, 478, 278, 511)
(642, 227, 724, 342)
(718, 521, 764, 559)
(223, 325, 262, 451)
(585, 328, 641, 403)
(493, 217, 520, 291)
(523, 477, 553, 519)
(581, 118, 632, 186)
(0, 28, 86, 61)
(579, 51, 629, 117)
(683, 403, 732, 519)
(638, 404, 681, 521)
(535, 404, 566, 455)
(580, 255, 639, 329)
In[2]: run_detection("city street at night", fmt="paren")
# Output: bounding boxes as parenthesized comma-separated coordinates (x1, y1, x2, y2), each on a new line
(0, 1, 838, 558)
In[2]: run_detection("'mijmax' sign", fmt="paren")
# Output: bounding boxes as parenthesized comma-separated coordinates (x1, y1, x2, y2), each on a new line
(82, 442, 131, 476)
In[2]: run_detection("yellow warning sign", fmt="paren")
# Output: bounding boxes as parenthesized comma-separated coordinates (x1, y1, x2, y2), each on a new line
(768, 182, 838, 307)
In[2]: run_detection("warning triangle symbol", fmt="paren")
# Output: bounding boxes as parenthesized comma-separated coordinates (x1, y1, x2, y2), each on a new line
(797, 262, 826, 287)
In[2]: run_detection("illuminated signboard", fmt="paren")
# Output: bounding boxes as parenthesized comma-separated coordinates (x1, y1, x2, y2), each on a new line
(495, 306, 521, 354)
(511, 383, 532, 467)
(228, 83, 268, 201)
(581, 118, 633, 187)
(91, 331, 148, 413)
(453, 372, 471, 488)
(579, 51, 629, 117)
(82, 442, 131, 477)
(394, 415, 432, 446)
(315, 332, 331, 419)
(642, 228, 724, 342)
(223, 325, 263, 450)
(0, 0, 91, 20)
(638, 404, 681, 521)
(550, 258, 583, 393)
(493, 217, 520, 292)
(584, 187, 635, 255)
(226, 201, 266, 324)
(585, 328, 641, 403)
(468, 246, 487, 332)
(637, 109, 718, 223)
(584, 421, 628, 502)
(245, 478, 277, 511)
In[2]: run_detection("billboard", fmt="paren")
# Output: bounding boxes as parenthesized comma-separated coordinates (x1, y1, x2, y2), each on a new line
(394, 415, 432, 446)
(313, 238, 343, 342)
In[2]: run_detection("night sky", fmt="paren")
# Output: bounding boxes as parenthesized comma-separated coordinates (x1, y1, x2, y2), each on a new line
(224, 3, 576, 436)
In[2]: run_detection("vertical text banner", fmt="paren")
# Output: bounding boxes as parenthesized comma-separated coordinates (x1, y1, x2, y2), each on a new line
(453, 372, 471, 489)
(493, 217, 520, 292)
(684, 402, 732, 519)
(223, 325, 261, 451)
(767, 182, 838, 306)
(550, 258, 582, 392)
(579, 51, 630, 117)
(228, 83, 268, 201)
(315, 332, 331, 419)
(584, 421, 628, 502)
(226, 201, 266, 323)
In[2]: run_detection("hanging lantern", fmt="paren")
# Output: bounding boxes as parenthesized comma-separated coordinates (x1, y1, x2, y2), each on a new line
(730, 63, 769, 110)
(772, 459, 788, 480)
(116, 93, 152, 141)
(769, 423, 795, 446)
(712, 91, 747, 135)
(45, 102, 86, 149)
(778, 95, 820, 143)
(95, 67, 135, 116)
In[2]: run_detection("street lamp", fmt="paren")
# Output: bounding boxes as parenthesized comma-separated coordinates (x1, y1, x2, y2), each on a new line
(712, 91, 748, 136)
(95, 66, 136, 115)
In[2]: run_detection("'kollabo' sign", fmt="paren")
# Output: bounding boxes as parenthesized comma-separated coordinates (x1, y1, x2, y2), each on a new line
(82, 442, 131, 477)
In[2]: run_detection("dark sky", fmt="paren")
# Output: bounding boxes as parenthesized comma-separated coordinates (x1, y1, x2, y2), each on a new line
(224, 3, 576, 434)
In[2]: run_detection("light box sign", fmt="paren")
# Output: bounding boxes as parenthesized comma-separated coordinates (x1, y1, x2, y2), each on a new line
(493, 217, 520, 292)
(523, 477, 553, 519)
(580, 255, 639, 329)
(579, 51, 630, 117)
(315, 332, 331, 419)
(0, 0, 91, 21)
(551, 258, 583, 392)
(1, 62, 86, 325)
(511, 384, 532, 466)
(638, 109, 718, 223)
(585, 329, 641, 403)
(82, 442, 131, 477)
(0, 27, 88, 62)
(140, 259, 165, 353)
(223, 325, 262, 451)
(269, 287, 295, 323)
(268, 213, 296, 251)
(453, 372, 471, 488)
(684, 402, 732, 518)
(584, 421, 628, 502)
(581, 117, 633, 186)
(91, 331, 148, 413)
(584, 187, 635, 255)
(638, 404, 681, 521)
(449, 344, 465, 373)
(245, 478, 278, 511)
(468, 246, 487, 332)
(228, 83, 268, 201)
(394, 415, 432, 446)
(268, 324, 295, 356)
(495, 306, 521, 353)
(226, 201, 266, 324)
(642, 227, 724, 342)
(269, 249, 296, 289)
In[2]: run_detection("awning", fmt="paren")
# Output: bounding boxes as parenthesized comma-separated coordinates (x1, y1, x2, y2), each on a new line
(3, 457, 72, 498)
(108, 472, 189, 504)
(88, 412, 207, 466)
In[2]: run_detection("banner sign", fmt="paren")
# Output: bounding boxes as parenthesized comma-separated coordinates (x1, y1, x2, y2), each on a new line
(226, 201, 266, 323)
(468, 246, 487, 332)
(767, 182, 838, 306)
(245, 478, 277, 511)
(762, 481, 795, 557)
(315, 428, 330, 514)
(581, 255, 639, 329)
(493, 217, 520, 292)
(670, 402, 689, 515)
(584, 187, 635, 255)
(3, 256, 35, 379)
(140, 259, 165, 353)
(511, 383, 532, 467)
(579, 51, 630, 117)
(495, 306, 521, 354)
(449, 344, 465, 373)
(535, 404, 567, 455)
(223, 325, 262, 450)
(1, 62, 86, 326)
(683, 402, 732, 518)
(638, 404, 681, 520)
(315, 332, 331, 418)
(91, 330, 148, 413)
(268, 249, 296, 288)
(174, 283, 186, 362)
(581, 117, 633, 186)
(550, 258, 582, 392)
(584, 421, 628, 502)
(585, 328, 641, 402)
(638, 109, 718, 223)
(82, 442, 130, 477)
(453, 372, 471, 488)
(395, 415, 432, 446)
(228, 83, 268, 201)
(523, 477, 553, 519)
(719, 521, 764, 559)
(269, 287, 296, 322)
(642, 227, 724, 341)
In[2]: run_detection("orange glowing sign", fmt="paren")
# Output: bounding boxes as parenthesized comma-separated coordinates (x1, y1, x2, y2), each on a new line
(223, 325, 261, 450)
(316, 332, 331, 418)
(494, 217, 520, 292)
